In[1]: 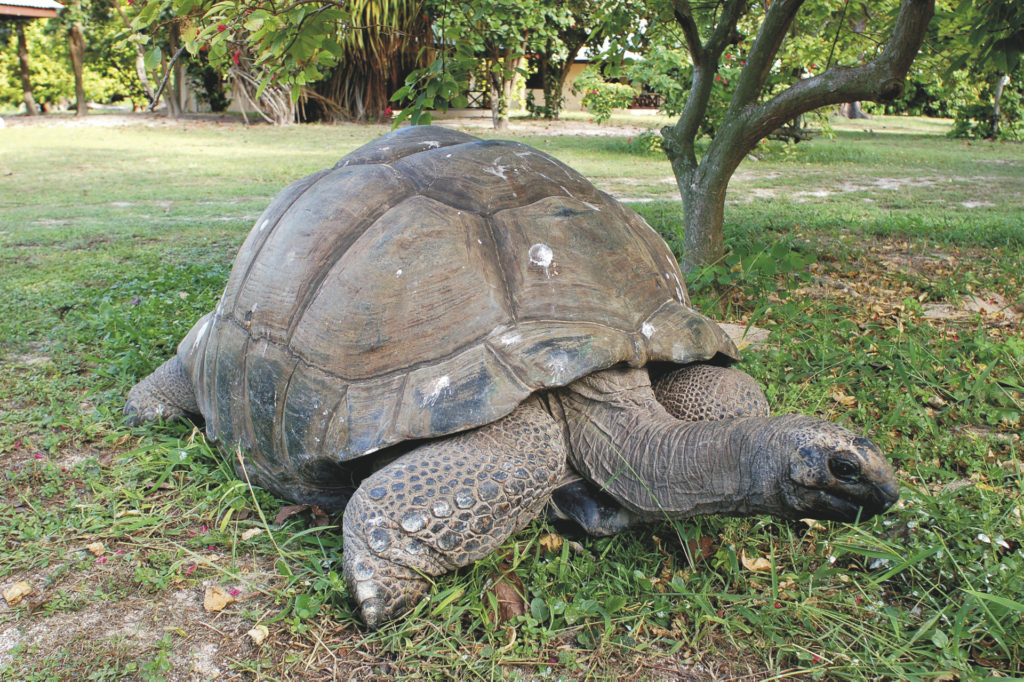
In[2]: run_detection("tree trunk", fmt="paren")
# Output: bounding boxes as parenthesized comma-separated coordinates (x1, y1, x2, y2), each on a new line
(488, 72, 506, 129)
(110, 0, 156, 104)
(991, 73, 1009, 138)
(839, 101, 872, 118)
(164, 23, 183, 117)
(15, 20, 38, 116)
(68, 11, 87, 117)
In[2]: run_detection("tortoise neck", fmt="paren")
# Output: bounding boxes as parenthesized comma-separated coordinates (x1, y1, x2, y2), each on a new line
(553, 368, 792, 519)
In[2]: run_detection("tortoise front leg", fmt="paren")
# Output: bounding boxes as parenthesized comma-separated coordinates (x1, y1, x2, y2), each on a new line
(342, 396, 566, 629)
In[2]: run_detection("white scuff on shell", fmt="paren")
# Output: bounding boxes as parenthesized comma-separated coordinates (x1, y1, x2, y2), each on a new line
(423, 375, 451, 405)
(641, 322, 655, 338)
(191, 318, 211, 351)
(528, 243, 554, 268)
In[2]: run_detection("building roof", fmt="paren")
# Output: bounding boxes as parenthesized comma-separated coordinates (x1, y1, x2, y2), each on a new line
(0, 0, 63, 18)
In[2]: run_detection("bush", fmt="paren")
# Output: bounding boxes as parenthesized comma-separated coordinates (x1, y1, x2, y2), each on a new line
(572, 66, 636, 124)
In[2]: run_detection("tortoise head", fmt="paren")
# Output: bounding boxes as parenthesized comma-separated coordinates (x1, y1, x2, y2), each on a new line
(778, 418, 899, 522)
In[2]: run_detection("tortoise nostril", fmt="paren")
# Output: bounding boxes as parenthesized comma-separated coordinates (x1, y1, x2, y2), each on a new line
(828, 455, 860, 483)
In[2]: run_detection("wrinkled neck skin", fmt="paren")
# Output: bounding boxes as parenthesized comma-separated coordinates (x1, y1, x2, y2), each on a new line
(550, 367, 806, 521)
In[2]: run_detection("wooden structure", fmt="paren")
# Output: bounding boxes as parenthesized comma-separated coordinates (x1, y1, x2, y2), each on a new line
(0, 0, 62, 18)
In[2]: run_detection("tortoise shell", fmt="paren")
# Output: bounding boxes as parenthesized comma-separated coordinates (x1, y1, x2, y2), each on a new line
(177, 126, 737, 499)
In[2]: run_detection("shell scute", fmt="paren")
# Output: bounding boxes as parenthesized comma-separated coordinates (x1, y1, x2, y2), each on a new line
(289, 194, 508, 380)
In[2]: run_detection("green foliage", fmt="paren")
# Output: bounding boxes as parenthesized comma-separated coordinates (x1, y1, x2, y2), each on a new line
(948, 64, 1024, 141)
(572, 65, 636, 123)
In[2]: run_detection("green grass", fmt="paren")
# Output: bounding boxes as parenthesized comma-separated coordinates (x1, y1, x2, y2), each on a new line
(1, 115, 1022, 679)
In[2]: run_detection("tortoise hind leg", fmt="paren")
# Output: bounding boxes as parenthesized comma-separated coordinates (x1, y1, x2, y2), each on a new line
(342, 396, 565, 629)
(124, 356, 200, 426)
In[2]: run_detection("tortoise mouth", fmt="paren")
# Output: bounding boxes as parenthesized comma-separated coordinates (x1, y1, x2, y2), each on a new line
(801, 483, 899, 522)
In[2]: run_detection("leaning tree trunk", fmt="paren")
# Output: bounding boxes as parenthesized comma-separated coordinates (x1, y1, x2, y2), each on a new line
(68, 9, 87, 117)
(661, 0, 935, 273)
(110, 0, 156, 106)
(991, 73, 1009, 138)
(15, 20, 38, 116)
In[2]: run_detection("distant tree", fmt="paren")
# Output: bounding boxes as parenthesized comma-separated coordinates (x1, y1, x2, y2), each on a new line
(65, 0, 87, 115)
(412, 0, 572, 129)
(3, 18, 40, 114)
(943, 0, 1024, 139)
(528, 0, 642, 119)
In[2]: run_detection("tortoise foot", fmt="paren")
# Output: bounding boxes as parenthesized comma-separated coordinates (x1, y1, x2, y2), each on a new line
(341, 396, 565, 628)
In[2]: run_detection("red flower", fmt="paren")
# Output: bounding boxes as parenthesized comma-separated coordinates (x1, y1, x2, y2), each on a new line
(96, 556, 107, 564)
(232, 50, 241, 66)
(774, 601, 782, 608)
(185, 564, 197, 576)
(726, 53, 733, 60)
(715, 75, 722, 82)
(217, 24, 227, 32)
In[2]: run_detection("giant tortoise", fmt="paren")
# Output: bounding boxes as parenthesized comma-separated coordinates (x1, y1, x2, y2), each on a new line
(125, 125, 898, 628)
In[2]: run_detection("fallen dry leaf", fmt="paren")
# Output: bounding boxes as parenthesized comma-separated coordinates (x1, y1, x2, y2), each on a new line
(273, 504, 331, 527)
(241, 527, 264, 541)
(85, 542, 105, 557)
(246, 624, 269, 646)
(273, 504, 309, 526)
(538, 532, 563, 553)
(485, 566, 527, 625)
(740, 550, 772, 572)
(686, 536, 716, 562)
(3, 581, 33, 606)
(831, 389, 857, 408)
(203, 585, 236, 612)
(801, 518, 827, 531)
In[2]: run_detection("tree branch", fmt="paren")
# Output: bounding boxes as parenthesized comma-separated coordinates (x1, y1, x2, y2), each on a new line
(663, 0, 748, 169)
(741, 0, 934, 148)
(727, 0, 804, 111)
(668, 0, 704, 65)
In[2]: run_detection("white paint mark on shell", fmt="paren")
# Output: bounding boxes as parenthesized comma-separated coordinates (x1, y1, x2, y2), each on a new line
(544, 352, 572, 383)
(445, 153, 453, 158)
(558, 185, 574, 198)
(582, 201, 601, 212)
(641, 322, 655, 338)
(421, 140, 440, 149)
(483, 163, 511, 180)
(423, 375, 451, 405)
(191, 319, 210, 350)
(257, 219, 270, 232)
(500, 332, 521, 347)
(529, 243, 554, 268)
(676, 286, 685, 301)
(396, 269, 403, 276)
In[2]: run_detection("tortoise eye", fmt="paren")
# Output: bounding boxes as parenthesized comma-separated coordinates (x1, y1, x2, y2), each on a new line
(828, 455, 860, 483)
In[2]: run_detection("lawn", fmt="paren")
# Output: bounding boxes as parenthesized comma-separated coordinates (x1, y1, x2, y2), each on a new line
(0, 113, 1022, 680)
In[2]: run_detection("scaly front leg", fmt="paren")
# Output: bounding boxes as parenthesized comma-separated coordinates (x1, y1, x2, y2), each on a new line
(342, 397, 566, 629)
